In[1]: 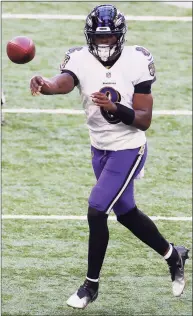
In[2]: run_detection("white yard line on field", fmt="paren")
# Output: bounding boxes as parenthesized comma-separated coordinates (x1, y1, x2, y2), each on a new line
(2, 108, 84, 115)
(2, 14, 192, 21)
(2, 109, 192, 115)
(2, 215, 192, 221)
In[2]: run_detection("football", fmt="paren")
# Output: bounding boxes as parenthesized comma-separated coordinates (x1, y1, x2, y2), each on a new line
(6, 36, 35, 64)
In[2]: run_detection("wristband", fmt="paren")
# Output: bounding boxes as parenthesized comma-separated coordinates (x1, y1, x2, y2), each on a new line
(115, 103, 135, 125)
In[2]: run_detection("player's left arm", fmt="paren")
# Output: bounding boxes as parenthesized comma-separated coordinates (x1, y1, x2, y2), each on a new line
(112, 81, 154, 131)
(131, 90, 153, 131)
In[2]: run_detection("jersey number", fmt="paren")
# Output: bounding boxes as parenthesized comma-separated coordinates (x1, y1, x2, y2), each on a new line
(99, 87, 121, 124)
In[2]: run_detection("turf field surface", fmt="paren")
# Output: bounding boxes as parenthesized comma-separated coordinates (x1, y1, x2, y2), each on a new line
(2, 1, 192, 315)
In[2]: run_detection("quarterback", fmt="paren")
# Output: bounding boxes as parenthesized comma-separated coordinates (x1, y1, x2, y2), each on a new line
(30, 4, 189, 310)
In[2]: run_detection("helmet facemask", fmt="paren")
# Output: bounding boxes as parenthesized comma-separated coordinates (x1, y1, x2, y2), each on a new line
(85, 32, 126, 62)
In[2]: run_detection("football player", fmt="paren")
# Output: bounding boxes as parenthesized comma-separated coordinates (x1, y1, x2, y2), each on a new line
(30, 4, 189, 310)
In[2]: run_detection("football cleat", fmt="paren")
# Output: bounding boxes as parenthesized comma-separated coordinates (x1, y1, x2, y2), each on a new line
(168, 245, 189, 297)
(66, 279, 99, 309)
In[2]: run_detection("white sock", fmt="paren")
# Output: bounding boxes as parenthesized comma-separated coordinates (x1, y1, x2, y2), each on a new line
(164, 243, 173, 260)
(86, 277, 99, 282)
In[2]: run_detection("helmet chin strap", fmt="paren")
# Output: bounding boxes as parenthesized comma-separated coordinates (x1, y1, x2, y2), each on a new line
(95, 44, 117, 62)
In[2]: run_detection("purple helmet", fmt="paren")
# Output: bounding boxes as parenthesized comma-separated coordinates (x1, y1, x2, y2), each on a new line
(84, 5, 127, 62)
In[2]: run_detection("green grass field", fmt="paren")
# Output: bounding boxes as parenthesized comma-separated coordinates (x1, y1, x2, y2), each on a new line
(2, 1, 192, 316)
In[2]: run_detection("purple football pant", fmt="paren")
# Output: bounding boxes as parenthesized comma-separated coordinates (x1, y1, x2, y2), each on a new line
(89, 144, 147, 216)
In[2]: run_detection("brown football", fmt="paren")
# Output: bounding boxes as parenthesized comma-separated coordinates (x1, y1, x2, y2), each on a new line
(6, 36, 35, 64)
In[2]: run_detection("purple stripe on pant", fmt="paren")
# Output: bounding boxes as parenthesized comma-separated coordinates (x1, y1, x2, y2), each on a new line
(89, 143, 147, 216)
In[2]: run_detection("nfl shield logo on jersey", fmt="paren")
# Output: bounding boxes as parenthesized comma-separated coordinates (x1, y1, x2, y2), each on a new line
(106, 72, 111, 78)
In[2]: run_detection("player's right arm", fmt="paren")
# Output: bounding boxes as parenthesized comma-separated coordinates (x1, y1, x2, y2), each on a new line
(30, 47, 82, 96)
(30, 73, 75, 95)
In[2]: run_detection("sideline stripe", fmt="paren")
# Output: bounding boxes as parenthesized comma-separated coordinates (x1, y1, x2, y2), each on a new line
(106, 146, 144, 215)
(2, 215, 192, 221)
(2, 109, 192, 115)
(2, 14, 192, 21)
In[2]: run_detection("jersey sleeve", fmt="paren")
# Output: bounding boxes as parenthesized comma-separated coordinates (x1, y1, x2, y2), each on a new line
(132, 46, 156, 86)
(60, 47, 83, 86)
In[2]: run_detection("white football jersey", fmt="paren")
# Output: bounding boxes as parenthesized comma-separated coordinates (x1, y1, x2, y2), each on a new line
(60, 45, 156, 151)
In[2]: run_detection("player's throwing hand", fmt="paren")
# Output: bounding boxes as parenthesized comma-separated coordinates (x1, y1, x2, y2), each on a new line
(30, 76, 51, 96)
